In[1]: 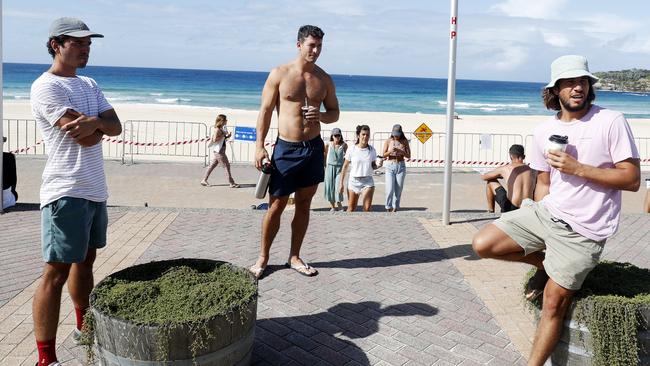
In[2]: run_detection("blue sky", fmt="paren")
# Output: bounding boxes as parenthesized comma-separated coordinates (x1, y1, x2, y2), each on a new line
(3, 0, 650, 82)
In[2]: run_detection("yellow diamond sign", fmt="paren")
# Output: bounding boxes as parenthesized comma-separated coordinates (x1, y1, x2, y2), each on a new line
(413, 123, 433, 144)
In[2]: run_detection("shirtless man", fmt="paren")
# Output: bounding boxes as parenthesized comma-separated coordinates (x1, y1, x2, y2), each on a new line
(481, 144, 533, 212)
(250, 25, 340, 279)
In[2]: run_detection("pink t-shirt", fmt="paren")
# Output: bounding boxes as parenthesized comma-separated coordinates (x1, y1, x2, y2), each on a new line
(530, 105, 639, 241)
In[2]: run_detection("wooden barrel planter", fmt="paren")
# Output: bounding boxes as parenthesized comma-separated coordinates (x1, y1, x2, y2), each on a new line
(526, 261, 650, 366)
(87, 258, 258, 366)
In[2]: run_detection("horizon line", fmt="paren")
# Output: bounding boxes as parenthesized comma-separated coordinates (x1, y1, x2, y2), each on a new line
(2, 61, 547, 85)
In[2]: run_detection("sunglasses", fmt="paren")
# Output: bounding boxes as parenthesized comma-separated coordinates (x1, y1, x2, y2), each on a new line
(333, 134, 341, 137)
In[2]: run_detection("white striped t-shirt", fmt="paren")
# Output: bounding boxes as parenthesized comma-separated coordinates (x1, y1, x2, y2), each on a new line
(30, 72, 113, 208)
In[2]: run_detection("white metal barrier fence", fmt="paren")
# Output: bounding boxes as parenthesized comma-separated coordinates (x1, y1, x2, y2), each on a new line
(121, 120, 210, 165)
(2, 118, 126, 159)
(4, 119, 650, 169)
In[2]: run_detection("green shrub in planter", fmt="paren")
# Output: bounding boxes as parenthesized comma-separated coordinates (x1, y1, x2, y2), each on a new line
(524, 261, 649, 366)
(83, 258, 258, 366)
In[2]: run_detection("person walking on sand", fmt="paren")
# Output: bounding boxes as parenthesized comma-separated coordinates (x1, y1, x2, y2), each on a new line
(381, 124, 411, 212)
(340, 125, 379, 212)
(201, 114, 239, 188)
(472, 55, 640, 366)
(481, 144, 533, 213)
(30, 17, 122, 366)
(250, 25, 339, 279)
(323, 127, 347, 211)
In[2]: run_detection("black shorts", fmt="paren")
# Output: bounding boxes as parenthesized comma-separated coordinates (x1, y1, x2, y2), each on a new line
(269, 136, 325, 197)
(495, 186, 518, 213)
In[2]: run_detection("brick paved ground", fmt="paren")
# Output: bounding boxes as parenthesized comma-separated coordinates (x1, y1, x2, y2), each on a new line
(1, 204, 648, 365)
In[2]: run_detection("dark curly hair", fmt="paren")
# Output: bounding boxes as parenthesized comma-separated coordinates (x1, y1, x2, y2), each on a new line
(297, 25, 324, 43)
(46, 36, 68, 58)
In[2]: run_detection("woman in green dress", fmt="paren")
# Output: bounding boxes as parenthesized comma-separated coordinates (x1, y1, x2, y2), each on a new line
(323, 128, 347, 211)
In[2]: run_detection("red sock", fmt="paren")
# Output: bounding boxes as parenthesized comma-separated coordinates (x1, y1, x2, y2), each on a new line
(75, 307, 87, 330)
(36, 339, 57, 366)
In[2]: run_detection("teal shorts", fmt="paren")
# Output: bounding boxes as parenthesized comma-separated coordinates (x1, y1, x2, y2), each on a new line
(41, 197, 108, 263)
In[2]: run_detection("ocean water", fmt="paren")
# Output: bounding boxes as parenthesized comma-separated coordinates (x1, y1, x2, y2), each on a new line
(3, 63, 650, 117)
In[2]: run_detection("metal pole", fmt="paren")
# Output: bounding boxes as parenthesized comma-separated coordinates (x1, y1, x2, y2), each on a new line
(1, 0, 5, 214)
(442, 0, 459, 225)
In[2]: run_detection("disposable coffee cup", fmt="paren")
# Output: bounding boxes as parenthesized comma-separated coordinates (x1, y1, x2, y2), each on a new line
(646, 178, 650, 189)
(545, 135, 568, 155)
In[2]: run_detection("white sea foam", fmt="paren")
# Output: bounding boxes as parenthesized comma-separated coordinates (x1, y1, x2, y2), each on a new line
(156, 98, 180, 104)
(106, 96, 141, 102)
(150, 92, 164, 96)
(3, 93, 29, 100)
(437, 101, 530, 110)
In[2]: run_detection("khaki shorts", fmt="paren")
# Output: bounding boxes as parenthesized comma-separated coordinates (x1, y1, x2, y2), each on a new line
(493, 201, 604, 290)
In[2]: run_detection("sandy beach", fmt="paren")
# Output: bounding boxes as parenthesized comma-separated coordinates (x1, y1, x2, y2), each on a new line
(5, 100, 650, 137)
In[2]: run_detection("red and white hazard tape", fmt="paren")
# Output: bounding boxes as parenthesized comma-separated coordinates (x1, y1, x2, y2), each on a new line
(9, 140, 44, 154)
(404, 159, 508, 166)
(9, 138, 650, 166)
(101, 136, 212, 147)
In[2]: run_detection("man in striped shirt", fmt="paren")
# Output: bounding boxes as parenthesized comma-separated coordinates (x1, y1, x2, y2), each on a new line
(30, 17, 122, 366)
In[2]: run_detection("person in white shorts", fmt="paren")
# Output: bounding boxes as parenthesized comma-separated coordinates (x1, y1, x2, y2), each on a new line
(30, 17, 122, 366)
(339, 125, 379, 212)
(472, 55, 640, 365)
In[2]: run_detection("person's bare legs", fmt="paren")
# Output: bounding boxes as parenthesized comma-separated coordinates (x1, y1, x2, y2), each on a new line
(253, 194, 289, 269)
(33, 262, 72, 342)
(472, 223, 544, 268)
(201, 152, 218, 185)
(528, 279, 575, 366)
(347, 190, 360, 212)
(485, 181, 498, 212)
(289, 184, 318, 271)
(362, 187, 375, 212)
(68, 249, 96, 316)
(644, 188, 650, 213)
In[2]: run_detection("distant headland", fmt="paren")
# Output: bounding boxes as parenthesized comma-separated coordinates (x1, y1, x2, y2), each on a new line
(594, 69, 650, 93)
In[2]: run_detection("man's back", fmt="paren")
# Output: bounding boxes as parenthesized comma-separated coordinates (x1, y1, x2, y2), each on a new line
(502, 163, 533, 207)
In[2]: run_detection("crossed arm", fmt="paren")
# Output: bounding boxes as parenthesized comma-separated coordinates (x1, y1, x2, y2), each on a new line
(57, 108, 122, 147)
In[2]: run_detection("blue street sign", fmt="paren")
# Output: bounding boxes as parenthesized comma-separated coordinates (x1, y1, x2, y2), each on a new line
(234, 126, 256, 142)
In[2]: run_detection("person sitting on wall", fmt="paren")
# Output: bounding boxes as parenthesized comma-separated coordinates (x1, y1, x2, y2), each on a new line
(480, 144, 534, 213)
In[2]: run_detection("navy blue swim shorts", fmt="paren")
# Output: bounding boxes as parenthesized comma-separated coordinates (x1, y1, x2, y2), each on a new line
(269, 136, 325, 197)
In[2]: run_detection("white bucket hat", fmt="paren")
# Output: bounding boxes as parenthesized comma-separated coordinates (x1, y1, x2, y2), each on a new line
(545, 55, 598, 89)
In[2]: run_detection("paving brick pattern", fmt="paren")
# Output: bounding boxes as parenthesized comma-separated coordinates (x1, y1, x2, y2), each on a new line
(2, 204, 647, 366)
(0, 205, 126, 308)
(139, 209, 526, 365)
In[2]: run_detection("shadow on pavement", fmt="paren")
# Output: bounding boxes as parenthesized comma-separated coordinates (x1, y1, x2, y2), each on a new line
(311, 205, 428, 212)
(1, 202, 40, 212)
(253, 301, 438, 365)
(310, 244, 479, 269)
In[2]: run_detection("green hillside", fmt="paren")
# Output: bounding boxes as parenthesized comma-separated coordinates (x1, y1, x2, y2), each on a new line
(593, 69, 650, 92)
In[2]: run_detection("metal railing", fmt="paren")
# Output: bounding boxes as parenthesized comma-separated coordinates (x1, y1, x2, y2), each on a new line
(2, 119, 45, 155)
(122, 120, 210, 165)
(4, 118, 650, 169)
